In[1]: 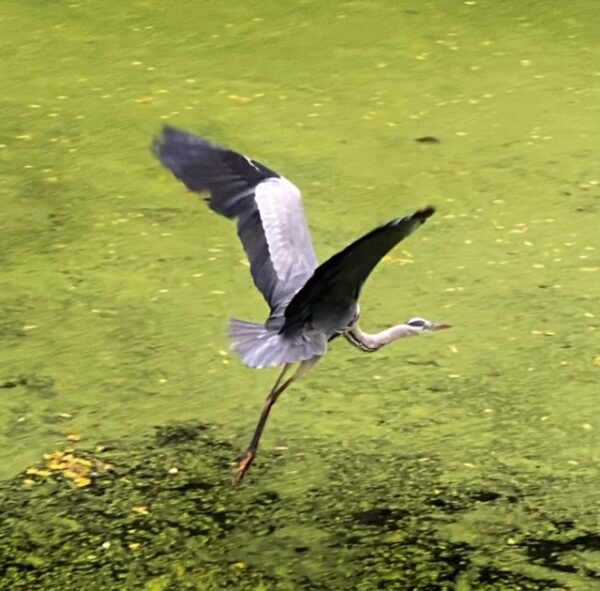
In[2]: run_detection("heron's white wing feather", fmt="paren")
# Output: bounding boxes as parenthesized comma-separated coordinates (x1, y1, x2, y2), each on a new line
(254, 177, 318, 301)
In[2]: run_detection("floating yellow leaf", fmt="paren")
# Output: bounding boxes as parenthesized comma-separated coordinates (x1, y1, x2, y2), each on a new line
(25, 467, 51, 477)
(132, 506, 150, 515)
(74, 476, 92, 487)
(227, 94, 252, 103)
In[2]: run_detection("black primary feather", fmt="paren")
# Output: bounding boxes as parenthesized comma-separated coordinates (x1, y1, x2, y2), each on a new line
(282, 207, 435, 335)
(153, 126, 278, 218)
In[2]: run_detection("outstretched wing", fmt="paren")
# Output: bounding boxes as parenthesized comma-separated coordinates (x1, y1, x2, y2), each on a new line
(153, 127, 318, 310)
(282, 207, 435, 334)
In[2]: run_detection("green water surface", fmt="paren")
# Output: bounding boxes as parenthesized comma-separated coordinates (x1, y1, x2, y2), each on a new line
(1, 1, 599, 588)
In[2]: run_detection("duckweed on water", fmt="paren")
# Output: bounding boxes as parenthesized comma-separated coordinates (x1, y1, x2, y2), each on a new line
(2, 1, 599, 589)
(1, 423, 250, 590)
(1, 422, 598, 590)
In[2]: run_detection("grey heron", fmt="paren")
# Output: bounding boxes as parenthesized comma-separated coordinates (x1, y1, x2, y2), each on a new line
(153, 127, 450, 486)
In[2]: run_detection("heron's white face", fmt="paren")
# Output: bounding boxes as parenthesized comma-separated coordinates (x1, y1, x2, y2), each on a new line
(405, 317, 451, 334)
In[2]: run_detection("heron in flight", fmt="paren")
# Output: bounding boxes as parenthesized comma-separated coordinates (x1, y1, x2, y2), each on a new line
(154, 127, 450, 486)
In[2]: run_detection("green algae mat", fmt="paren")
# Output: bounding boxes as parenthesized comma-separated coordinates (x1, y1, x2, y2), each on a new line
(1, 0, 599, 589)
(1, 423, 598, 590)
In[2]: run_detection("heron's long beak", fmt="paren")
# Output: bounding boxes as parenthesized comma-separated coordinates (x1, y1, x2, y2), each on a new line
(433, 323, 452, 331)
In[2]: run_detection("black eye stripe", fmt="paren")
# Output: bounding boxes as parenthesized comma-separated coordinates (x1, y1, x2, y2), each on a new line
(407, 319, 426, 328)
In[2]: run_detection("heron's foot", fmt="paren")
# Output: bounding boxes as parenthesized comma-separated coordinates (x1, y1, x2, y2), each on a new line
(233, 450, 255, 487)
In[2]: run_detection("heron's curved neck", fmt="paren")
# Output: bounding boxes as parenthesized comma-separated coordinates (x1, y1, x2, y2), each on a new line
(344, 323, 417, 353)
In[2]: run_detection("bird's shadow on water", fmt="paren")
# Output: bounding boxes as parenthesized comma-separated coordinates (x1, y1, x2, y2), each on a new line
(1, 421, 598, 590)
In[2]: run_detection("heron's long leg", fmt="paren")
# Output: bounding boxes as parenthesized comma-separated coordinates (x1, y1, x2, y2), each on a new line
(233, 357, 319, 487)
(268, 362, 292, 396)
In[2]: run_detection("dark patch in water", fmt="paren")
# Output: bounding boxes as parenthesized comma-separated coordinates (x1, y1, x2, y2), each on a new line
(521, 532, 600, 574)
(476, 565, 563, 589)
(469, 489, 502, 503)
(414, 135, 441, 144)
(167, 478, 214, 492)
(354, 507, 409, 527)
(0, 376, 28, 389)
(550, 518, 575, 532)
(294, 546, 310, 553)
(154, 422, 209, 446)
(0, 374, 56, 397)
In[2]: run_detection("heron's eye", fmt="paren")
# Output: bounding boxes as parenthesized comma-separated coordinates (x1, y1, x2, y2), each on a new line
(407, 318, 426, 328)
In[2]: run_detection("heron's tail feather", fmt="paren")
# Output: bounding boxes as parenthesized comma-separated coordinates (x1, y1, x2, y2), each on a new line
(229, 319, 326, 369)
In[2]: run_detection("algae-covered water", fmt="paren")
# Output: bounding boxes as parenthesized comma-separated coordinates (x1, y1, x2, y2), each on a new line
(1, 1, 599, 589)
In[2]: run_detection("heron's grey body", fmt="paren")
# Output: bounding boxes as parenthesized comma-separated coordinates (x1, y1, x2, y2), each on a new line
(154, 127, 435, 369)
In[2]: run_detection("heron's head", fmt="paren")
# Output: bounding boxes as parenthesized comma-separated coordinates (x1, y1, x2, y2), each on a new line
(405, 317, 452, 335)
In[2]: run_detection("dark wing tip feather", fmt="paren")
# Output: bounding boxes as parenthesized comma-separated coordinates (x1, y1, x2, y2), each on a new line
(152, 126, 218, 192)
(153, 125, 214, 150)
(391, 205, 435, 226)
(418, 204, 435, 218)
(152, 126, 280, 198)
(282, 205, 436, 335)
